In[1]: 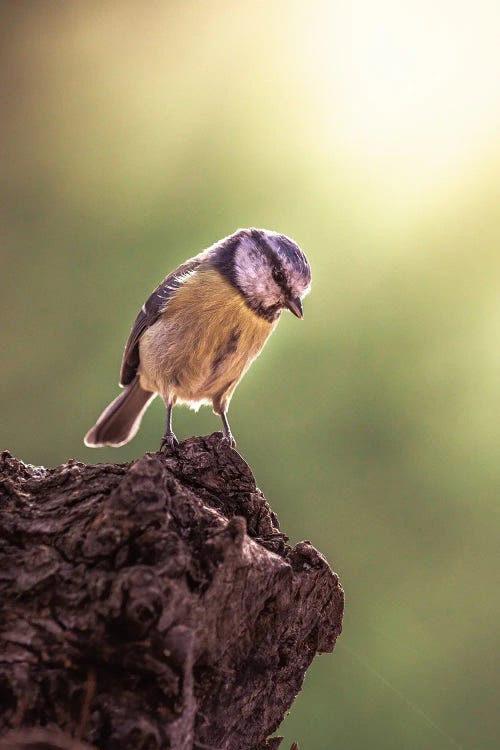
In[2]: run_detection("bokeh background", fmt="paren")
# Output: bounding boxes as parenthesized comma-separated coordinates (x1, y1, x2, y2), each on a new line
(1, 1, 499, 748)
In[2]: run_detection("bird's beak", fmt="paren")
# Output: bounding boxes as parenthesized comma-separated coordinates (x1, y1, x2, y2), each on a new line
(285, 296, 303, 319)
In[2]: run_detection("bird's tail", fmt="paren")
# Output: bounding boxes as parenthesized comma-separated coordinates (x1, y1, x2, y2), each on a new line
(84, 377, 156, 448)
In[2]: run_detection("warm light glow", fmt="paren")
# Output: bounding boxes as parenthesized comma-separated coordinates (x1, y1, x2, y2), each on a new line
(292, 0, 500, 195)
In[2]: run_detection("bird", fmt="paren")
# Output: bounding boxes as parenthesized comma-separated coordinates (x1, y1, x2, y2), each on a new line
(84, 228, 311, 450)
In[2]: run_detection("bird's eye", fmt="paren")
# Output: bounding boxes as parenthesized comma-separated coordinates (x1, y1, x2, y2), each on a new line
(272, 267, 285, 285)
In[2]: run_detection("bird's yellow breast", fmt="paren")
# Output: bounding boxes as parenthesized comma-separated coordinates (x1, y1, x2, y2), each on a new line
(138, 269, 278, 410)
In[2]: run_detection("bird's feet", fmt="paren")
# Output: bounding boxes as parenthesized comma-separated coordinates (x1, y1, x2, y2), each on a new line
(220, 412, 236, 448)
(222, 431, 236, 449)
(160, 431, 179, 451)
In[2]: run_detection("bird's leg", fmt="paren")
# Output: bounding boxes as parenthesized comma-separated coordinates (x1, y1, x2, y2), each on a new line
(220, 411, 236, 448)
(160, 402, 178, 450)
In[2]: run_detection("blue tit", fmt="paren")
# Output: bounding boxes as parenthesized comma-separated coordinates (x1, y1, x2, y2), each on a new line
(84, 227, 311, 449)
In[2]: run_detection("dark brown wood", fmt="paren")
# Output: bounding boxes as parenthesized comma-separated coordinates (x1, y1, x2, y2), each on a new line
(0, 434, 343, 750)
(0, 727, 96, 749)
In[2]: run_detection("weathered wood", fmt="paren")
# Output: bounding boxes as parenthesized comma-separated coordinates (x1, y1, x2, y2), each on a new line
(0, 727, 95, 749)
(0, 434, 343, 750)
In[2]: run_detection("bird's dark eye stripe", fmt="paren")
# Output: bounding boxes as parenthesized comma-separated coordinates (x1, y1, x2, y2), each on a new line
(275, 236, 311, 283)
(250, 229, 277, 266)
(272, 267, 286, 283)
(248, 230, 289, 286)
(252, 229, 310, 286)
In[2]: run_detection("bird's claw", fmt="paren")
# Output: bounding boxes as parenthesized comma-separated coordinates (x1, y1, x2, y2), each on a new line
(222, 432, 236, 449)
(160, 432, 179, 451)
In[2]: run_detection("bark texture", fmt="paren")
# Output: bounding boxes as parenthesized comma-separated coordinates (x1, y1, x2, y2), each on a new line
(0, 727, 95, 749)
(0, 434, 344, 750)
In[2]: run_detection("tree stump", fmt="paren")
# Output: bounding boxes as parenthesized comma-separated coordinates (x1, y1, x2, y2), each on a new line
(0, 434, 344, 750)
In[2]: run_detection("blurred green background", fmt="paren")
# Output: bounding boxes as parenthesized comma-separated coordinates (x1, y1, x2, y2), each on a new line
(1, 2, 499, 748)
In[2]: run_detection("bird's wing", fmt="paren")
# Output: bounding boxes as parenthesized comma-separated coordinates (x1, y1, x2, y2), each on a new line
(119, 256, 202, 386)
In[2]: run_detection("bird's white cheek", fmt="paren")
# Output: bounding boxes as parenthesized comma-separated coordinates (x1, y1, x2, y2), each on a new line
(299, 283, 311, 299)
(259, 279, 282, 306)
(241, 275, 279, 306)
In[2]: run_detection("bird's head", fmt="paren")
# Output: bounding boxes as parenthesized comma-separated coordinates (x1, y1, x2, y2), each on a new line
(213, 228, 311, 322)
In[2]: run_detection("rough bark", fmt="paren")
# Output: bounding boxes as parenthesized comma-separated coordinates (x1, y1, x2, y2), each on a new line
(0, 434, 344, 750)
(0, 727, 95, 749)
